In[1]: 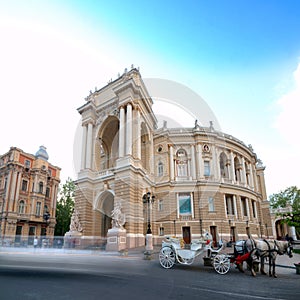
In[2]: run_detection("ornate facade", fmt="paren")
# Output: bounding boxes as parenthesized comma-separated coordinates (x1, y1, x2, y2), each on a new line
(0, 146, 60, 246)
(75, 68, 272, 249)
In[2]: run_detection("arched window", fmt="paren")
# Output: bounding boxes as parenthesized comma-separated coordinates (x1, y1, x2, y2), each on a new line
(18, 200, 25, 214)
(158, 162, 163, 177)
(234, 157, 241, 182)
(245, 162, 250, 185)
(219, 152, 228, 178)
(176, 149, 188, 177)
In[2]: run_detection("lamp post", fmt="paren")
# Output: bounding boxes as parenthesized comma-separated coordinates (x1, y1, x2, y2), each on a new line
(228, 219, 232, 245)
(42, 211, 50, 248)
(246, 220, 249, 238)
(265, 223, 269, 239)
(143, 192, 155, 253)
(259, 221, 262, 238)
(199, 219, 203, 237)
(173, 220, 176, 237)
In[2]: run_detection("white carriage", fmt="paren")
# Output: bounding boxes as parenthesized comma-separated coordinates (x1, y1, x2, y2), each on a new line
(159, 235, 230, 275)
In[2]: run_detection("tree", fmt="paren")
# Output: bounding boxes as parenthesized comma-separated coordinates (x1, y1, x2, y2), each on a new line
(269, 186, 300, 238)
(54, 178, 75, 236)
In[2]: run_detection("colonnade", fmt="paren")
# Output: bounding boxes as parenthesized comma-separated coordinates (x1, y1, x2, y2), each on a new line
(80, 103, 153, 171)
(168, 143, 256, 189)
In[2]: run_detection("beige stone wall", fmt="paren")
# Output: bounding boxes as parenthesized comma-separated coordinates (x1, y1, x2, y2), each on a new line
(75, 68, 272, 249)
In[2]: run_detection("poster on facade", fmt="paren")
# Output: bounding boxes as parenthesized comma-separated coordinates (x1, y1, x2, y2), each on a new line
(178, 194, 192, 215)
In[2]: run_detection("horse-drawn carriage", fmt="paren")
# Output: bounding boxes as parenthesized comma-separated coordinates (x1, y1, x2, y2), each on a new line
(159, 235, 294, 276)
(158, 234, 232, 274)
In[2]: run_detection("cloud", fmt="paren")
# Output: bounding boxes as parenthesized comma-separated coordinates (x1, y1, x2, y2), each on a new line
(273, 62, 300, 151)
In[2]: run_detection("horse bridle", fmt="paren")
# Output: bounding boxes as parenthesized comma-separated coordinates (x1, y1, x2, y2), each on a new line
(274, 240, 293, 257)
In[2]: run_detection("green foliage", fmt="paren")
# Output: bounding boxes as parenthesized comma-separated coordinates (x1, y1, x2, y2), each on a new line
(269, 186, 300, 236)
(54, 178, 75, 236)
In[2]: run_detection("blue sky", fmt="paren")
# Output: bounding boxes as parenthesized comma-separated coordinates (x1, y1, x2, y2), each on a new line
(1, 0, 300, 196)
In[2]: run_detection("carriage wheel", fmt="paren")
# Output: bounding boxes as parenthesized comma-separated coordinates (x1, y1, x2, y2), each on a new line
(159, 246, 176, 269)
(213, 254, 230, 275)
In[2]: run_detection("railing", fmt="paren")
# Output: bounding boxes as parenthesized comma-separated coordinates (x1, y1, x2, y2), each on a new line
(0, 235, 107, 250)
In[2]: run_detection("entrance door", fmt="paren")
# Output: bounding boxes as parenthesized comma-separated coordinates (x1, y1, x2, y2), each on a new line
(210, 226, 217, 247)
(15, 225, 22, 244)
(182, 226, 191, 244)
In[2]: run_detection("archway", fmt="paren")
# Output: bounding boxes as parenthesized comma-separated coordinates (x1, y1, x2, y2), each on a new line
(95, 116, 119, 171)
(95, 190, 114, 237)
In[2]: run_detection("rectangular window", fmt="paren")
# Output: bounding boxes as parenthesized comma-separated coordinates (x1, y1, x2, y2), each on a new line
(39, 182, 43, 194)
(241, 197, 248, 216)
(225, 195, 235, 215)
(204, 161, 210, 176)
(158, 162, 163, 177)
(25, 160, 31, 168)
(208, 197, 214, 212)
(252, 200, 257, 218)
(158, 199, 163, 211)
(36, 202, 41, 216)
(159, 227, 164, 236)
(178, 193, 192, 215)
(21, 180, 28, 192)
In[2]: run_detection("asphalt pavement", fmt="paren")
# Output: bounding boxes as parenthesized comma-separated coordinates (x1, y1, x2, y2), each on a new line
(1, 244, 299, 276)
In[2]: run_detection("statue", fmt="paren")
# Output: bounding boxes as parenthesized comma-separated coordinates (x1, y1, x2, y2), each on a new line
(69, 209, 83, 233)
(111, 202, 126, 229)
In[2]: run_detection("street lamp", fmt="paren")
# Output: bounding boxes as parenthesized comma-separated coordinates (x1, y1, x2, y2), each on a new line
(143, 192, 155, 234)
(143, 192, 155, 255)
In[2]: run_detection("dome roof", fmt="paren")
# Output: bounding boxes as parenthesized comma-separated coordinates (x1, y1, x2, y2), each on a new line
(35, 145, 49, 161)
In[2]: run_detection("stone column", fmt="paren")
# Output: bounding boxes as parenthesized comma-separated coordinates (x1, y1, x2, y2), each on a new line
(8, 170, 18, 211)
(119, 106, 125, 158)
(149, 134, 154, 175)
(169, 145, 174, 180)
(34, 174, 38, 193)
(246, 198, 250, 219)
(136, 109, 141, 160)
(190, 145, 196, 179)
(126, 103, 132, 156)
(241, 157, 247, 184)
(14, 172, 21, 211)
(213, 146, 219, 180)
(196, 143, 201, 178)
(81, 124, 87, 170)
(249, 163, 254, 188)
(230, 152, 235, 181)
(233, 195, 237, 218)
(86, 122, 93, 169)
(289, 226, 297, 240)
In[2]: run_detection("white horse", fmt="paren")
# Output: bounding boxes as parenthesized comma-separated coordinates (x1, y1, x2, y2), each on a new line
(246, 239, 293, 278)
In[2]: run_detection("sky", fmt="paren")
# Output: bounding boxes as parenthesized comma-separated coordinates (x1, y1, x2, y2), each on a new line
(1, 0, 300, 197)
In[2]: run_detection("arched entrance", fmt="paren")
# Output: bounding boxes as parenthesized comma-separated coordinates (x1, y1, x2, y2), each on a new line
(95, 190, 114, 237)
(275, 219, 286, 240)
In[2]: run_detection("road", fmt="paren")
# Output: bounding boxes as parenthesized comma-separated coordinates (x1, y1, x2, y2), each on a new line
(0, 251, 299, 300)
